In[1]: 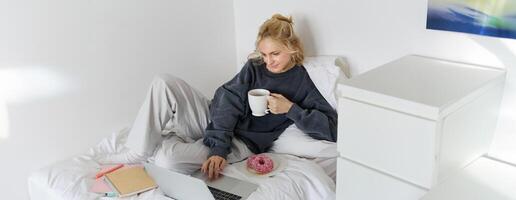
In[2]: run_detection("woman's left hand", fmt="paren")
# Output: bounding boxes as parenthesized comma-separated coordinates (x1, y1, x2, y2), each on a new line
(267, 93, 294, 114)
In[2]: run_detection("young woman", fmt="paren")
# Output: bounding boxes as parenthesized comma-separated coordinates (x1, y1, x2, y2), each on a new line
(122, 14, 337, 180)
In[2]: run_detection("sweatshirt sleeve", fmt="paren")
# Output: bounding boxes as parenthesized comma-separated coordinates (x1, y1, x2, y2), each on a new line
(285, 89, 338, 142)
(202, 61, 253, 159)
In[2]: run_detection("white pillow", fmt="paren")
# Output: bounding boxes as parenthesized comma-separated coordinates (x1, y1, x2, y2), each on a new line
(271, 124, 338, 158)
(271, 56, 347, 158)
(303, 56, 344, 109)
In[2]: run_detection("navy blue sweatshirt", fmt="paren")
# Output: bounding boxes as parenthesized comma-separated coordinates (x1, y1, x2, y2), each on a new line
(203, 59, 338, 159)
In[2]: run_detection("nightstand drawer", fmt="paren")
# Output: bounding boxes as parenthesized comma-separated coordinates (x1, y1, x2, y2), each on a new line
(336, 157, 427, 200)
(337, 97, 437, 187)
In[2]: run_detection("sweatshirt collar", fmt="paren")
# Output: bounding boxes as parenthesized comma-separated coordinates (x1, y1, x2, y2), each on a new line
(262, 63, 302, 77)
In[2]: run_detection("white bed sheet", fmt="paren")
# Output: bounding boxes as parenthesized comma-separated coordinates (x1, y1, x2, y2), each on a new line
(28, 128, 336, 200)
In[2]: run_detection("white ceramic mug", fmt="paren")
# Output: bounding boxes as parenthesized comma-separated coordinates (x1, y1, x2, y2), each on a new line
(248, 89, 270, 116)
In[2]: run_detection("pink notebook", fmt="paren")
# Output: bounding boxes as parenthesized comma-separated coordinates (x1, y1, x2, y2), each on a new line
(90, 164, 144, 193)
(91, 165, 120, 193)
(90, 178, 112, 193)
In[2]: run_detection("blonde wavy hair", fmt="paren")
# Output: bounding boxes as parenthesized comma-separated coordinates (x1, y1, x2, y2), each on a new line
(249, 14, 304, 66)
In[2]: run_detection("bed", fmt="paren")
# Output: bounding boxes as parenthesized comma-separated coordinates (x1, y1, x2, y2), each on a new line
(28, 56, 349, 200)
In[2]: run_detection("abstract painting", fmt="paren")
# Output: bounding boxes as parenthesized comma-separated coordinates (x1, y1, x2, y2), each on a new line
(427, 0, 516, 39)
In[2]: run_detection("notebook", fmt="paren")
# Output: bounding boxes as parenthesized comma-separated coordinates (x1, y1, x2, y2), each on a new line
(90, 178, 113, 193)
(105, 166, 157, 197)
(91, 165, 121, 193)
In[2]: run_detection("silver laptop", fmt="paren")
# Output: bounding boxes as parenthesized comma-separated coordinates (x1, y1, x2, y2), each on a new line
(144, 162, 258, 200)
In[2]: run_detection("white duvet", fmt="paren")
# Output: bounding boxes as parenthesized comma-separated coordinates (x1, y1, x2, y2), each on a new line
(28, 128, 336, 200)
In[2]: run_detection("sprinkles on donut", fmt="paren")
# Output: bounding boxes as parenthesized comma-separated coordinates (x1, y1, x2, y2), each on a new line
(246, 154, 274, 174)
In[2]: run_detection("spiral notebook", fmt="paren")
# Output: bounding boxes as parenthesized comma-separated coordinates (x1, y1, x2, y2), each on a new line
(104, 166, 157, 197)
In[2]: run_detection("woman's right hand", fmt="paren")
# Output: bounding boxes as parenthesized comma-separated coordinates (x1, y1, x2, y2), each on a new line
(201, 155, 227, 180)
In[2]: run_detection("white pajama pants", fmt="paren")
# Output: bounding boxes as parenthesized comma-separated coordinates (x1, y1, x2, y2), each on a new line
(125, 74, 253, 175)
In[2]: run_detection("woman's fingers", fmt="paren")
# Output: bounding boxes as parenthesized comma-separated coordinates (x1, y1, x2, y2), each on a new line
(201, 159, 209, 173)
(215, 159, 226, 179)
(267, 94, 280, 114)
(214, 160, 220, 179)
(208, 159, 215, 179)
(203, 156, 226, 180)
(270, 93, 283, 98)
(220, 159, 227, 170)
(266, 93, 293, 114)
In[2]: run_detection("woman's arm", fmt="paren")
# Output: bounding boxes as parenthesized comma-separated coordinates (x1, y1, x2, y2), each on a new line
(201, 61, 254, 180)
(285, 89, 338, 142)
(202, 61, 254, 159)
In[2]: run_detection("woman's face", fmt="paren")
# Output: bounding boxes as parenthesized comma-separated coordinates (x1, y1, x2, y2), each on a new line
(258, 37, 294, 73)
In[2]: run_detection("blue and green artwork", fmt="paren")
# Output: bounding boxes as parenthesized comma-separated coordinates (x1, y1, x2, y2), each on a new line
(427, 0, 516, 39)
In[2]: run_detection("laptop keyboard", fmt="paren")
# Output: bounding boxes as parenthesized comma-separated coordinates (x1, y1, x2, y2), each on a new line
(207, 186, 242, 200)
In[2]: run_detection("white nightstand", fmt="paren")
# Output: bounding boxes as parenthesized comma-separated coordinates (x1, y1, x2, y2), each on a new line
(335, 55, 506, 199)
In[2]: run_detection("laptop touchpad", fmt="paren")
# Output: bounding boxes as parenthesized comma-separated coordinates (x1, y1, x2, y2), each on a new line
(205, 175, 240, 191)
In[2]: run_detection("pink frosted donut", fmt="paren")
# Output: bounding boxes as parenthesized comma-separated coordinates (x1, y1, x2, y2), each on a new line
(247, 154, 274, 174)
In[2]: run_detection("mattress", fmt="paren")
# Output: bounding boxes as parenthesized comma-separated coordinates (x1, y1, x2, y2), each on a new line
(28, 128, 336, 200)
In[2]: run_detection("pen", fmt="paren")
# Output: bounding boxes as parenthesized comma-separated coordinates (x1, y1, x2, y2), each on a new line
(95, 164, 124, 179)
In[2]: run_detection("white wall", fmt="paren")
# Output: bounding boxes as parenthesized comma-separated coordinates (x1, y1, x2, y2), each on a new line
(2, 0, 515, 198)
(234, 0, 516, 164)
(0, 0, 236, 199)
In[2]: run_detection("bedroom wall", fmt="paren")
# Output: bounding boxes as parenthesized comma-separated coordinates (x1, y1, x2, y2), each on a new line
(0, 0, 236, 199)
(234, 0, 516, 164)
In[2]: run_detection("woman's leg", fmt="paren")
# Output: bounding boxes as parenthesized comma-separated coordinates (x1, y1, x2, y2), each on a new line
(125, 74, 211, 157)
(153, 135, 253, 175)
(120, 74, 252, 173)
